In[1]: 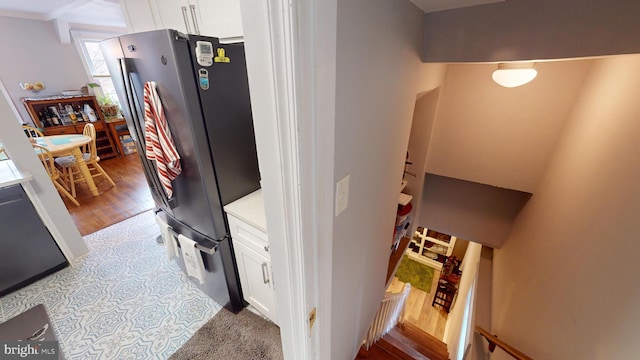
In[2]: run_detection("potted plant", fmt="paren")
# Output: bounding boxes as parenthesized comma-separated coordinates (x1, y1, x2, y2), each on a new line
(97, 96, 121, 120)
(81, 82, 101, 95)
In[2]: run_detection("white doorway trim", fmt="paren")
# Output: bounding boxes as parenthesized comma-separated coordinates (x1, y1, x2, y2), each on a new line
(238, 0, 336, 359)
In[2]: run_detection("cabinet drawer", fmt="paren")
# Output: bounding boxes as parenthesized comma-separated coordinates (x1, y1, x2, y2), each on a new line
(44, 126, 78, 135)
(227, 214, 269, 257)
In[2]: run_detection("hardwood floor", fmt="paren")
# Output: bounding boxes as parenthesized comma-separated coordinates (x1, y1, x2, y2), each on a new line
(60, 154, 155, 236)
(388, 269, 449, 341)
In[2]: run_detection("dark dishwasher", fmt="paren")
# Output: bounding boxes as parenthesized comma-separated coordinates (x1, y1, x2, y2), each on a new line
(0, 184, 68, 296)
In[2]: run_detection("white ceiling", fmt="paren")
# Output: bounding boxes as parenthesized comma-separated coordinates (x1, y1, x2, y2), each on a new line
(0, 0, 126, 28)
(0, 0, 507, 29)
(409, 0, 505, 13)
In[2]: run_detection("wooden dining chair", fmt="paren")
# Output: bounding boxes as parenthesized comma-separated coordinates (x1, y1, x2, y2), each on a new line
(33, 144, 80, 206)
(22, 125, 44, 138)
(55, 123, 116, 197)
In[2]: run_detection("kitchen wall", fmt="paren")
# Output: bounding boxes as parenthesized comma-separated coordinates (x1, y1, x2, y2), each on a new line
(330, 0, 424, 358)
(491, 53, 640, 359)
(0, 16, 90, 124)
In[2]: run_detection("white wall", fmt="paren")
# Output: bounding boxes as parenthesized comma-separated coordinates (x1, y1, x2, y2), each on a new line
(330, 0, 424, 358)
(427, 61, 592, 192)
(469, 246, 493, 360)
(491, 54, 640, 359)
(0, 16, 90, 124)
(404, 63, 447, 233)
(444, 241, 482, 360)
(405, 92, 440, 232)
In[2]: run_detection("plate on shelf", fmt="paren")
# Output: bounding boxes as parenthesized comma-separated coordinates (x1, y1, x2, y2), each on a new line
(61, 90, 82, 96)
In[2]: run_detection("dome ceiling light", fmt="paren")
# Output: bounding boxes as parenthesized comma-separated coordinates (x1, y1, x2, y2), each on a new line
(492, 63, 537, 88)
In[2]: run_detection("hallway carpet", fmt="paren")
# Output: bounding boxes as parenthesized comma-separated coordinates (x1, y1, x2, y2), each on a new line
(170, 308, 283, 360)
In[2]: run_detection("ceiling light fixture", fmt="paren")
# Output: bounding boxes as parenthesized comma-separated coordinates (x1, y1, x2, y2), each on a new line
(492, 63, 537, 88)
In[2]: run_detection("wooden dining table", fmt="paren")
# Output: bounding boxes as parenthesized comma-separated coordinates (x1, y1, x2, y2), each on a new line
(34, 134, 100, 196)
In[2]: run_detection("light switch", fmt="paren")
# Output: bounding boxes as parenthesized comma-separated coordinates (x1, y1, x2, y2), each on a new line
(335, 175, 350, 216)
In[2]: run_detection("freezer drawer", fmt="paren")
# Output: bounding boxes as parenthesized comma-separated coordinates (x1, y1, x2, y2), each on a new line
(158, 210, 244, 313)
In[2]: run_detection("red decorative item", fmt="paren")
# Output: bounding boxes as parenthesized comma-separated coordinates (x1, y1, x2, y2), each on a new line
(397, 202, 412, 216)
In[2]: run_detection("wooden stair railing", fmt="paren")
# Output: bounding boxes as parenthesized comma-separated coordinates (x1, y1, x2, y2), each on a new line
(363, 283, 412, 350)
(475, 326, 533, 360)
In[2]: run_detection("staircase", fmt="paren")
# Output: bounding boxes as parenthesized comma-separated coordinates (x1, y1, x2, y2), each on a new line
(356, 322, 450, 360)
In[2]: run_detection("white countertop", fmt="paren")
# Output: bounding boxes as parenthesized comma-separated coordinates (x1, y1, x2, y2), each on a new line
(0, 160, 33, 188)
(224, 189, 266, 233)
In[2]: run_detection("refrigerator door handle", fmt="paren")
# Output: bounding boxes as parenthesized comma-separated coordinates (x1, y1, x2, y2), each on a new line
(189, 5, 200, 35)
(118, 57, 175, 209)
(118, 58, 141, 127)
(167, 227, 217, 255)
(181, 6, 192, 34)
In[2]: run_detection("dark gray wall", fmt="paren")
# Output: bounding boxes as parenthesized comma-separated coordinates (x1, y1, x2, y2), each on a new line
(423, 0, 640, 62)
(420, 173, 531, 248)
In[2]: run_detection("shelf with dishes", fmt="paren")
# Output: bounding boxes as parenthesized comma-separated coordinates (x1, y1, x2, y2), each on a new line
(22, 95, 118, 160)
(407, 227, 457, 271)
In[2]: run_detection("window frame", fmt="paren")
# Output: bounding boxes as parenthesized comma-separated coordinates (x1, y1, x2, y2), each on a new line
(71, 30, 125, 106)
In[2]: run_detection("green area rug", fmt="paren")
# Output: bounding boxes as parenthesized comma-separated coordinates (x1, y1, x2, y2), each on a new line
(395, 255, 434, 293)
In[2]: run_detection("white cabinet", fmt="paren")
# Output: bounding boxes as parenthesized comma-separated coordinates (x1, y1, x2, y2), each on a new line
(121, 0, 244, 40)
(152, 0, 199, 35)
(196, 0, 243, 40)
(227, 212, 277, 324)
(119, 0, 158, 33)
(234, 240, 276, 322)
(407, 227, 457, 271)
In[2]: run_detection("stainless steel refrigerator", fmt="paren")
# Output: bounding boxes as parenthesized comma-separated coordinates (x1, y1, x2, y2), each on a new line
(101, 29, 260, 312)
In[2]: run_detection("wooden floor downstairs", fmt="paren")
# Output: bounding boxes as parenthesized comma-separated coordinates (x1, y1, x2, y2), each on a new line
(388, 272, 449, 340)
(60, 154, 154, 235)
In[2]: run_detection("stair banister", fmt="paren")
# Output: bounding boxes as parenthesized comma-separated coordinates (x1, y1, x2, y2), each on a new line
(363, 283, 412, 350)
(475, 326, 533, 360)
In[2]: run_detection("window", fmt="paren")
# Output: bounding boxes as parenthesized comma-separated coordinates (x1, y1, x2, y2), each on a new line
(79, 40, 120, 106)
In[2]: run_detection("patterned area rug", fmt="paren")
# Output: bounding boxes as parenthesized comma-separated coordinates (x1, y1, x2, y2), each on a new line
(170, 308, 283, 360)
(0, 211, 220, 359)
(395, 255, 435, 293)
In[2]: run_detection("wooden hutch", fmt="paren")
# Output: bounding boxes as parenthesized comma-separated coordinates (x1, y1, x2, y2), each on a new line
(22, 95, 118, 159)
